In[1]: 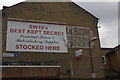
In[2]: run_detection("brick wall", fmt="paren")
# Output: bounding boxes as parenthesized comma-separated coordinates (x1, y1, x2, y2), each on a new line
(2, 2, 104, 78)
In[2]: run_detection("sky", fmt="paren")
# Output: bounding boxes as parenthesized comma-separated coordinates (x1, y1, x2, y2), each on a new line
(73, 1, 119, 48)
(0, 0, 119, 48)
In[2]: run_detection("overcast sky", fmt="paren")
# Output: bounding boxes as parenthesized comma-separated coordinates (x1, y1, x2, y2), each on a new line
(73, 1, 119, 48)
(0, 0, 119, 48)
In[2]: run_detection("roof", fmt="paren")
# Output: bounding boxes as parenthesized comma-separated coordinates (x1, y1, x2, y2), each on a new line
(114, 45, 120, 50)
(106, 45, 120, 56)
(101, 48, 114, 50)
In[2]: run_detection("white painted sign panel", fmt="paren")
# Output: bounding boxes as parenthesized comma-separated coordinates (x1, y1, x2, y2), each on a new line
(6, 21, 68, 53)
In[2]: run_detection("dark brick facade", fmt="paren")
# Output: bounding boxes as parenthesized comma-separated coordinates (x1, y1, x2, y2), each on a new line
(2, 2, 104, 78)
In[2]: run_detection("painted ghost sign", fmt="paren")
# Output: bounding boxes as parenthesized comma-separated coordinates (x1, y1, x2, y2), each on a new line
(67, 26, 93, 48)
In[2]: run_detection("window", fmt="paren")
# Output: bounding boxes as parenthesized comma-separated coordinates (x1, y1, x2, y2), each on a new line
(102, 56, 106, 64)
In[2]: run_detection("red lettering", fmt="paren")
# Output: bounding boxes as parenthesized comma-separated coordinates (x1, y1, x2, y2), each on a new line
(29, 25, 48, 30)
(53, 46, 56, 50)
(15, 44, 60, 51)
(10, 28, 13, 33)
(23, 45, 27, 49)
(36, 45, 39, 50)
(35, 30, 38, 34)
(45, 27, 48, 30)
(16, 44, 19, 49)
(27, 30, 32, 34)
(40, 46, 44, 50)
(22, 29, 25, 33)
(43, 30, 46, 35)
(27, 30, 42, 34)
(20, 45, 23, 49)
(43, 31, 63, 36)
(10, 28, 25, 33)
(33, 25, 38, 29)
(50, 31, 54, 35)
(45, 46, 60, 51)
(29, 25, 32, 29)
(31, 45, 35, 49)
(28, 45, 31, 49)
(47, 31, 50, 35)
(57, 46, 60, 51)
(49, 46, 52, 50)
(54, 32, 57, 35)
(39, 30, 42, 34)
